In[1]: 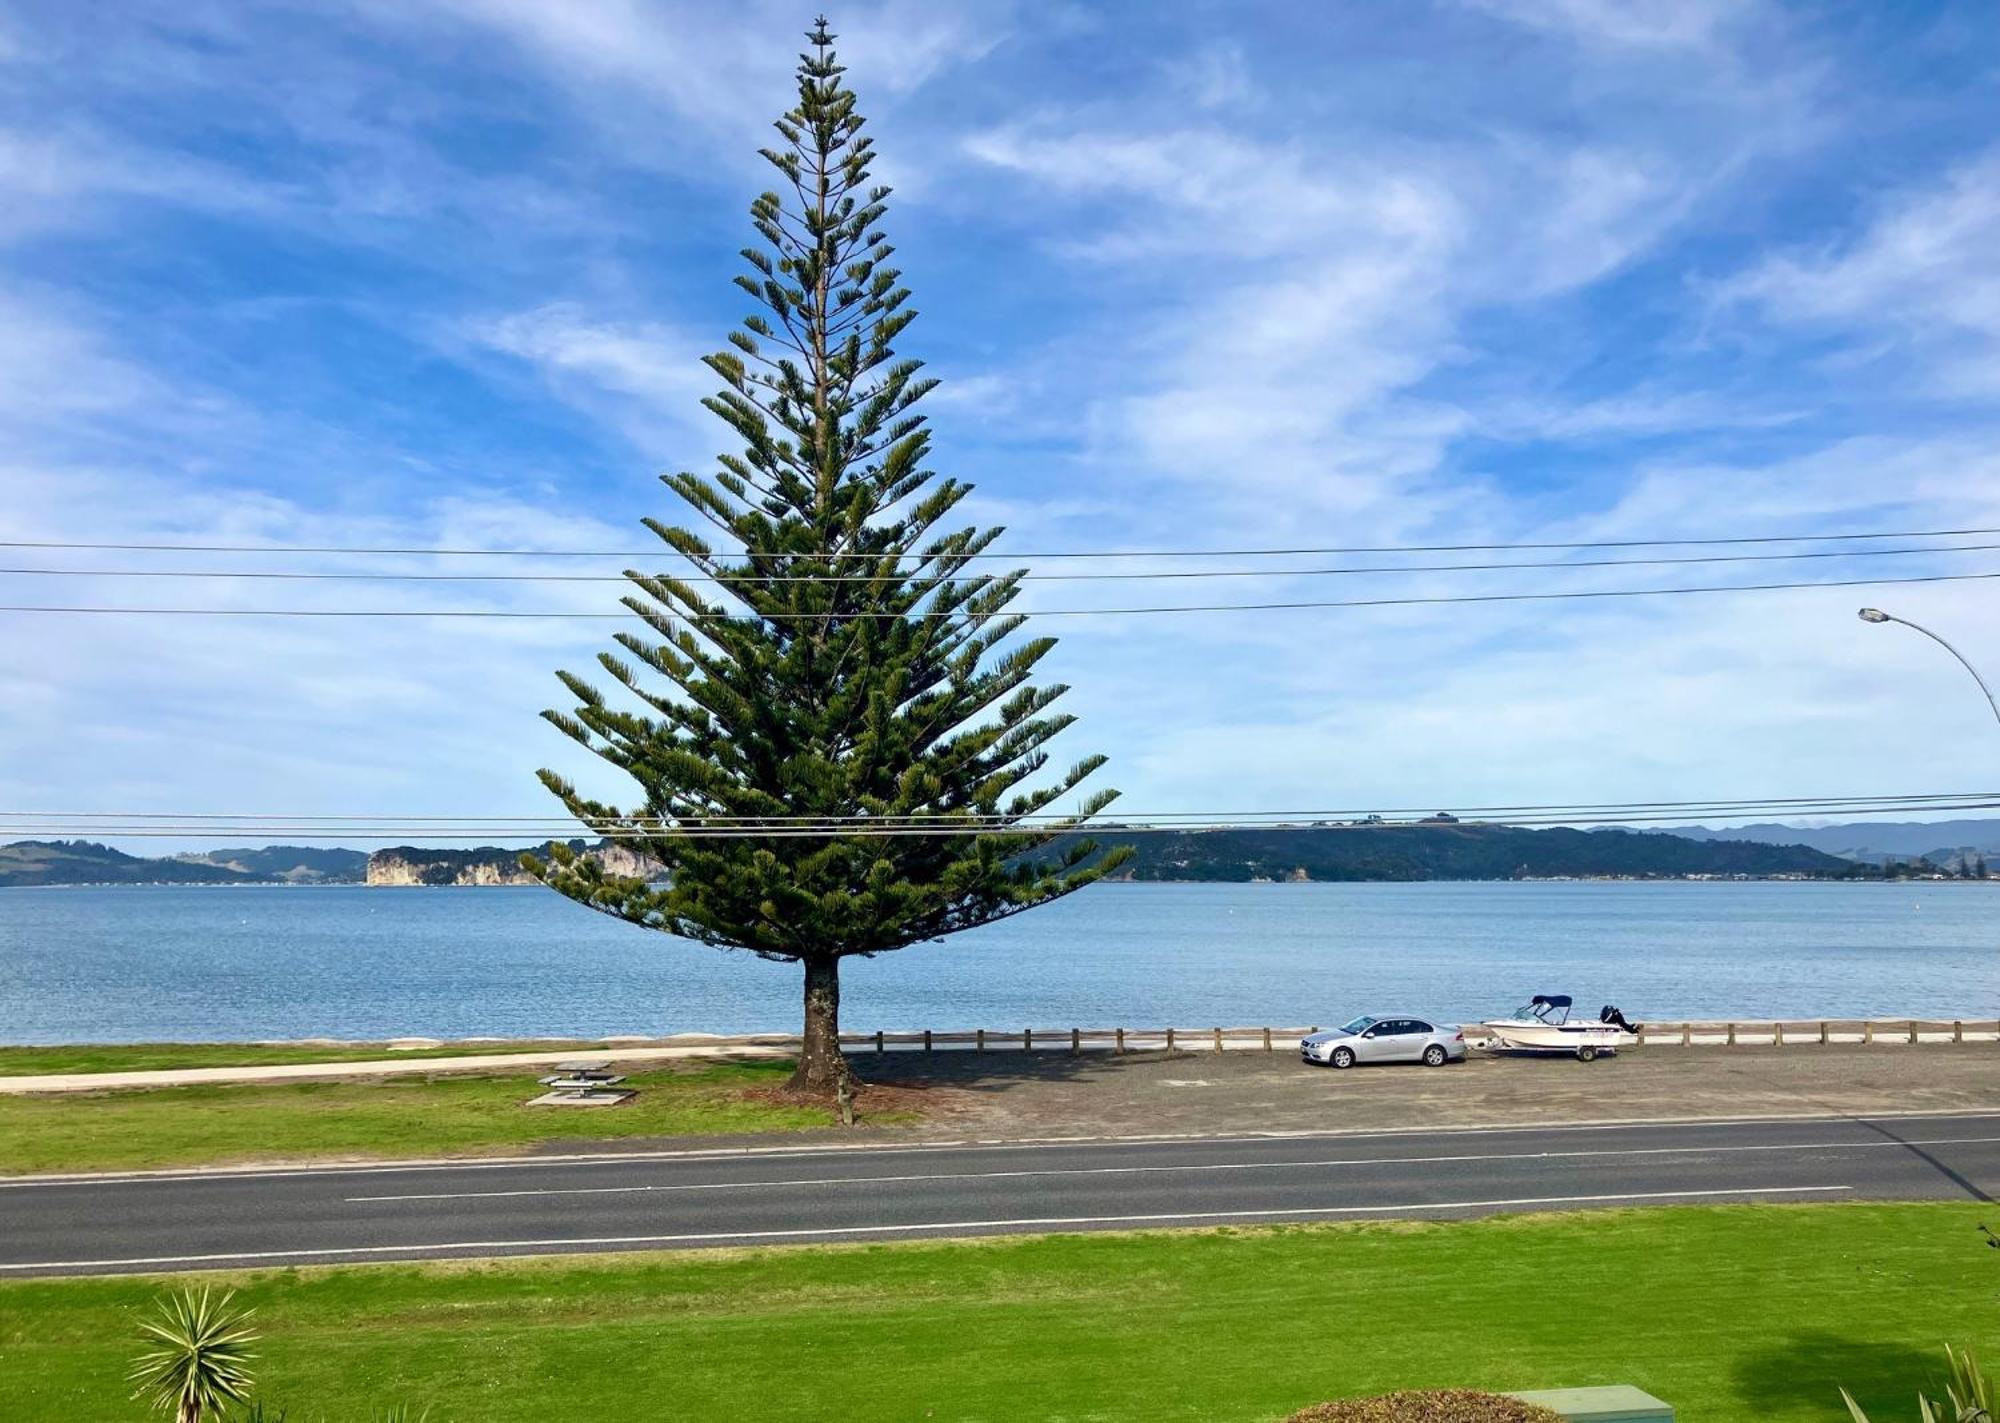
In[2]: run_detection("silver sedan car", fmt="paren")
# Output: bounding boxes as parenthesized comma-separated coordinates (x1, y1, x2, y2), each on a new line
(1301, 1015, 1467, 1068)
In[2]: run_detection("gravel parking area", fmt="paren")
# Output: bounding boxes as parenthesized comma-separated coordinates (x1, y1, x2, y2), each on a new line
(820, 1041, 2000, 1142)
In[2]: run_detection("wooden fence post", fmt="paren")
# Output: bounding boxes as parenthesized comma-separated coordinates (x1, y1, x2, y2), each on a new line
(1819, 1021, 1829, 1044)
(1213, 1027, 1224, 1053)
(922, 1029, 933, 1053)
(1263, 1027, 1273, 1052)
(1071, 1028, 1081, 1056)
(1864, 1021, 1874, 1044)
(1908, 1020, 1919, 1044)
(874, 1030, 884, 1054)
(1166, 1027, 1176, 1051)
(1024, 1027, 1032, 1052)
(1953, 1020, 1964, 1043)
(1774, 1021, 1784, 1046)
(1726, 1023, 1736, 1046)
(1116, 1027, 1126, 1055)
(1681, 1023, 1691, 1046)
(976, 1028, 985, 1052)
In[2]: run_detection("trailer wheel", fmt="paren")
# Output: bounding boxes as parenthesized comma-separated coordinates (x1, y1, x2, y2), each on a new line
(1576, 1045, 1598, 1063)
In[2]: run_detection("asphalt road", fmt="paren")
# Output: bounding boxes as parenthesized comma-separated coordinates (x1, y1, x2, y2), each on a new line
(4, 1110, 1996, 1278)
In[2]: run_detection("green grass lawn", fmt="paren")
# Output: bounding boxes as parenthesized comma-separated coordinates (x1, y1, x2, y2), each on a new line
(0, 1041, 621, 1075)
(0, 1204, 1991, 1421)
(0, 1061, 839, 1173)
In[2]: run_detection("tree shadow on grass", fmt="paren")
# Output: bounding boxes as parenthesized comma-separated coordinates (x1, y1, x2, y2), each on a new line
(1732, 1330, 1941, 1417)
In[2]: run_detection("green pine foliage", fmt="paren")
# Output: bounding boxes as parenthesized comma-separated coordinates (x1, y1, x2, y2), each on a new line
(525, 18, 1128, 1089)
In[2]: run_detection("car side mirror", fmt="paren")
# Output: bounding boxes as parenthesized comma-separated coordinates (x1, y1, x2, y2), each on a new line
(1361, 1028, 1379, 1038)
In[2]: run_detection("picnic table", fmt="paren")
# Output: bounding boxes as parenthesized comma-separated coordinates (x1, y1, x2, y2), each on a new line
(537, 1061, 628, 1097)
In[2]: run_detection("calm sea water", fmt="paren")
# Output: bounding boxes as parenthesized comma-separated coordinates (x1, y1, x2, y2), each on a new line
(1, 881, 1996, 1044)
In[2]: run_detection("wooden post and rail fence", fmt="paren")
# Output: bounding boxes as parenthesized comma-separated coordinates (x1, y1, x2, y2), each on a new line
(822, 1018, 1999, 1055)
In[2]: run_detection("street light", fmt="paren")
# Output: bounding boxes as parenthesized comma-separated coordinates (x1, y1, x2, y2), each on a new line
(1856, 607, 2000, 727)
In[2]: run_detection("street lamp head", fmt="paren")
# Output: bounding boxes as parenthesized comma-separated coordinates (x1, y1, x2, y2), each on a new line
(1852, 606, 2000, 728)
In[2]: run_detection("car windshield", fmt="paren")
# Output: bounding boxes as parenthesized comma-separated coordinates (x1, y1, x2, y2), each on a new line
(1341, 1016, 1378, 1034)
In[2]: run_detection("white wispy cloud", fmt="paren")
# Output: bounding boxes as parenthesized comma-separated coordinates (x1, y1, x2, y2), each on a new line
(0, 127, 288, 241)
(1717, 149, 2000, 396)
(961, 115, 1697, 534)
(466, 303, 716, 458)
(370, 0, 1010, 171)
(0, 292, 173, 419)
(1459, 0, 1749, 51)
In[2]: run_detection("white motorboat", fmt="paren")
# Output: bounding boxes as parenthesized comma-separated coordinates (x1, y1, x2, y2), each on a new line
(1479, 994, 1639, 1060)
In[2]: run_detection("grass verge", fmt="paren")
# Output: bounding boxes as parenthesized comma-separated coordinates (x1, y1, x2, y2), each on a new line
(0, 1204, 1991, 1421)
(0, 1042, 626, 1075)
(0, 1060, 852, 1173)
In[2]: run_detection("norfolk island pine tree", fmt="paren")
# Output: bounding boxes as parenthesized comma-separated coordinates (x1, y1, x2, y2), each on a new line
(523, 18, 1131, 1094)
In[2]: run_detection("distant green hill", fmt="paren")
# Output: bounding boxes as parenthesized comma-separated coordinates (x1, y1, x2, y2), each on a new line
(0, 840, 250, 886)
(1673, 817, 2000, 862)
(1066, 824, 1864, 882)
(0, 841, 365, 887)
(170, 846, 368, 882)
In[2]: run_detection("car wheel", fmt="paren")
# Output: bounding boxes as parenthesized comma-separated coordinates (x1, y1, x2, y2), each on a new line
(1331, 1046, 1356, 1069)
(1576, 1045, 1598, 1063)
(1422, 1044, 1448, 1067)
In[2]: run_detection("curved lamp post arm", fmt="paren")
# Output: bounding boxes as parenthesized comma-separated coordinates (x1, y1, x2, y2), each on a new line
(1858, 607, 2000, 728)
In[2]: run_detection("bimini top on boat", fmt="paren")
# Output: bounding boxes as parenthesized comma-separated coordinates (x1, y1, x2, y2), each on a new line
(1479, 995, 1640, 1060)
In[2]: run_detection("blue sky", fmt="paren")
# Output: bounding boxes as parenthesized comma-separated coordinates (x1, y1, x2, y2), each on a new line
(3, 0, 1999, 843)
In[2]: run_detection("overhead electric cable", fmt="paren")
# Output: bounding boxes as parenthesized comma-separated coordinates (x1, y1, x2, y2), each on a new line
(4, 567, 1999, 617)
(11, 791, 1996, 825)
(5, 524, 2000, 560)
(12, 802, 1999, 839)
(15, 793, 1999, 840)
(7, 539, 2000, 583)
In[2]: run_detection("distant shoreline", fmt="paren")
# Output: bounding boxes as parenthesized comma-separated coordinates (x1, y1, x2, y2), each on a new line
(13, 819, 1992, 889)
(4, 874, 1991, 890)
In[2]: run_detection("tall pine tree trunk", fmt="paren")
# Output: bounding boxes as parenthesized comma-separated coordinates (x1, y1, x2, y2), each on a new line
(791, 955, 846, 1093)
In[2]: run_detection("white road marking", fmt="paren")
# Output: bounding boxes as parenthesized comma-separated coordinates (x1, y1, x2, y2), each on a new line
(335, 1134, 2000, 1203)
(0, 1185, 1853, 1273)
(5, 1108, 1996, 1191)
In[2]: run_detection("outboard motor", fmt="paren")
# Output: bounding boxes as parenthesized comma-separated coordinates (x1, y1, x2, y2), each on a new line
(1599, 1004, 1641, 1035)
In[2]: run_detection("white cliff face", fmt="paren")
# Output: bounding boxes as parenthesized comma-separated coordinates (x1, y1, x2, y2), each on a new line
(365, 842, 663, 886)
(457, 861, 535, 886)
(363, 854, 420, 886)
(593, 843, 662, 879)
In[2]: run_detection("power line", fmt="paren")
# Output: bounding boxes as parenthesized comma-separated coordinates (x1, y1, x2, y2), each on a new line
(15, 805, 1999, 839)
(4, 566, 1999, 617)
(15, 794, 1998, 840)
(11, 791, 1995, 825)
(7, 539, 2000, 584)
(6, 524, 2000, 561)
